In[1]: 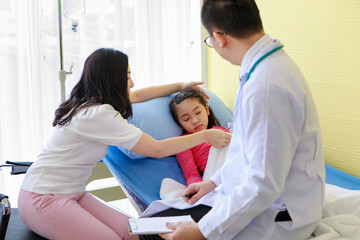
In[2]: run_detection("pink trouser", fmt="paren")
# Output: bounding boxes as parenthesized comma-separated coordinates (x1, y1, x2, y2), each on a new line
(18, 189, 139, 240)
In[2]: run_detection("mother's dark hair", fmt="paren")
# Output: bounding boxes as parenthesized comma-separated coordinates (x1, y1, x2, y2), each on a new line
(53, 48, 132, 126)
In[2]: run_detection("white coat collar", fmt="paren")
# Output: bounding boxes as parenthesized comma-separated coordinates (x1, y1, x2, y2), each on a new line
(239, 34, 282, 80)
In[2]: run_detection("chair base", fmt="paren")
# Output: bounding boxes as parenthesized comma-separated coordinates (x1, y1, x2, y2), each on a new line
(5, 208, 46, 240)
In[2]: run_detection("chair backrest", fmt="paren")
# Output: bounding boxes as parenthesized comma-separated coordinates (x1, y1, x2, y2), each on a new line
(103, 88, 233, 213)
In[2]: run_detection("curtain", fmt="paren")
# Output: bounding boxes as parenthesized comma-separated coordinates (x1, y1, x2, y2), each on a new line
(0, 0, 201, 203)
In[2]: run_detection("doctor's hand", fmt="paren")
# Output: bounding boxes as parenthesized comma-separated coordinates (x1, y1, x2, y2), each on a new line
(181, 81, 210, 101)
(205, 129, 231, 148)
(159, 221, 205, 240)
(183, 180, 216, 205)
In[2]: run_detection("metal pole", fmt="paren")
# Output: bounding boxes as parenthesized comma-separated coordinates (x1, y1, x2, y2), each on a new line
(200, 0, 208, 86)
(58, 0, 67, 103)
(58, 0, 64, 71)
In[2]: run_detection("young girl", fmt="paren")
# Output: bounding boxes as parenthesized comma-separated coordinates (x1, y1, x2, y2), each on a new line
(18, 48, 231, 240)
(170, 89, 230, 186)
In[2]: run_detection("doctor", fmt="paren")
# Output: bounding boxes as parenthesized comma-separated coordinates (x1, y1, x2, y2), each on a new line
(156, 0, 325, 239)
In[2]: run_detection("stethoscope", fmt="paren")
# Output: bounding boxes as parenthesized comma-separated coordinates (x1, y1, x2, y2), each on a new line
(233, 44, 285, 125)
(244, 44, 284, 83)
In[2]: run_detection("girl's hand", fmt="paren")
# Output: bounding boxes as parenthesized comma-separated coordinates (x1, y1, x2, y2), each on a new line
(183, 180, 216, 205)
(206, 129, 231, 148)
(182, 81, 210, 101)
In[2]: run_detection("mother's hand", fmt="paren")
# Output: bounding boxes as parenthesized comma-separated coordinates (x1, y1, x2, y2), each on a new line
(182, 81, 210, 101)
(206, 129, 231, 148)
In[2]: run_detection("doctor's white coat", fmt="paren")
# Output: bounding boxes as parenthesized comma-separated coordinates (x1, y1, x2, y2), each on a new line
(198, 35, 325, 240)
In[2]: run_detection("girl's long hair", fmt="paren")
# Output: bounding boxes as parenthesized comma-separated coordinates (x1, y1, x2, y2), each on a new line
(170, 89, 220, 133)
(53, 48, 132, 127)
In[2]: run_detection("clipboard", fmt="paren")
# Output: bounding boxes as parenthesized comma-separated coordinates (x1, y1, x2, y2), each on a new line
(128, 215, 194, 235)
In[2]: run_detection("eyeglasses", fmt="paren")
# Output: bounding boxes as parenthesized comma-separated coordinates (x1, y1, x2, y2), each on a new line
(203, 32, 226, 48)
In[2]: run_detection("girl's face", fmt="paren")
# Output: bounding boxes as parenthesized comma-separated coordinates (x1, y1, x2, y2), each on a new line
(127, 65, 134, 96)
(175, 98, 210, 133)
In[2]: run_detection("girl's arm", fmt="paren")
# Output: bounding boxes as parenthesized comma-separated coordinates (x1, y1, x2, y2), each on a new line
(130, 129, 231, 158)
(130, 81, 209, 103)
(177, 150, 203, 185)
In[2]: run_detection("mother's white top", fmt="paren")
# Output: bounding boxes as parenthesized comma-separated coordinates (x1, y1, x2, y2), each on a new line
(21, 104, 142, 195)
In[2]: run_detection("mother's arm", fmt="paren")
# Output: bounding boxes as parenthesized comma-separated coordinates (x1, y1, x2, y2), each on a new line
(130, 81, 209, 103)
(131, 129, 231, 158)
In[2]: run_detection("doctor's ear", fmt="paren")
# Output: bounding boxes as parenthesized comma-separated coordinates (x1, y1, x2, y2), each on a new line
(213, 32, 227, 48)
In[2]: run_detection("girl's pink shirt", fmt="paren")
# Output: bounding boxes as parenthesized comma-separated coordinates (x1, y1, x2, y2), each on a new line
(176, 125, 230, 185)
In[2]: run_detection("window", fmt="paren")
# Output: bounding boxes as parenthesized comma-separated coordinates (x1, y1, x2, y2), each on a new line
(0, 0, 202, 206)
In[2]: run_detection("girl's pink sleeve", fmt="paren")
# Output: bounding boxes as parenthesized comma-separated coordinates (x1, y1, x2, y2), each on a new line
(176, 149, 202, 185)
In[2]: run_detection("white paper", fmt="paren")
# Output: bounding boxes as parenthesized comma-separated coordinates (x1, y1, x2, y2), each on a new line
(128, 215, 194, 235)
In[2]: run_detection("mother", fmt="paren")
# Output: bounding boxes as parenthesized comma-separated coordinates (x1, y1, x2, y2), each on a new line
(18, 48, 231, 240)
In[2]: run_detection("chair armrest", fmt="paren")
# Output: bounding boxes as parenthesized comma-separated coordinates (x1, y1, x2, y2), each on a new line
(0, 193, 11, 215)
(0, 193, 11, 240)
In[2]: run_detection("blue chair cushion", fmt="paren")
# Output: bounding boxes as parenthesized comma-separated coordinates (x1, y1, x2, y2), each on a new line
(103, 146, 187, 211)
(104, 88, 233, 210)
(117, 88, 233, 159)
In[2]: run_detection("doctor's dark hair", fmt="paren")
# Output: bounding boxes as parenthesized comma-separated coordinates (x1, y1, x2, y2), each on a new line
(52, 48, 132, 127)
(170, 89, 220, 133)
(201, 0, 263, 38)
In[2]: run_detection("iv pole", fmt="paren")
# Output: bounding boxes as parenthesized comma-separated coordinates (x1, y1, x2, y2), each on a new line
(57, 0, 73, 103)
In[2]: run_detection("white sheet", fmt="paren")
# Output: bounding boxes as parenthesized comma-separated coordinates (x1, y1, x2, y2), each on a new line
(309, 184, 360, 240)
